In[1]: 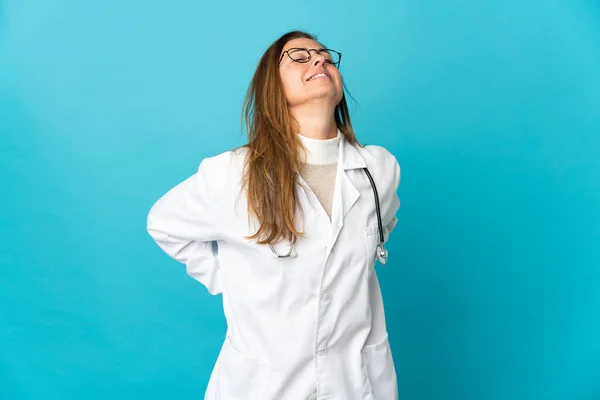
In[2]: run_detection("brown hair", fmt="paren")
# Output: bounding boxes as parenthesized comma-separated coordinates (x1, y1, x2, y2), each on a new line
(241, 30, 357, 245)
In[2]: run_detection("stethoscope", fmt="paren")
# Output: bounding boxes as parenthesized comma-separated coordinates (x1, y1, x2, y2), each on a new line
(268, 167, 388, 265)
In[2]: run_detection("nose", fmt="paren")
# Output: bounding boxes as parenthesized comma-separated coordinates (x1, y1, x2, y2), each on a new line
(312, 51, 327, 67)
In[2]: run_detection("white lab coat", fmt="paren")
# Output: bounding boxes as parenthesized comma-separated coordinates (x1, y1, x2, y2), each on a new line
(147, 134, 401, 400)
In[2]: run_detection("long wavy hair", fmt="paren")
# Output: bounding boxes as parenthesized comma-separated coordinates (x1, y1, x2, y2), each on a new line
(241, 30, 357, 245)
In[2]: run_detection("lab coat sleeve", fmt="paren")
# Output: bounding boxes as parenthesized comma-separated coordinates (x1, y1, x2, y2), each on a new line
(147, 157, 224, 295)
(383, 156, 401, 243)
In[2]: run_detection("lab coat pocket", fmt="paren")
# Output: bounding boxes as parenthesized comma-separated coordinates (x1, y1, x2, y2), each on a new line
(218, 336, 271, 399)
(361, 333, 398, 399)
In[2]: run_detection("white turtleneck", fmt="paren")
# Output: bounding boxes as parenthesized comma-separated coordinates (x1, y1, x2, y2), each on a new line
(297, 131, 341, 220)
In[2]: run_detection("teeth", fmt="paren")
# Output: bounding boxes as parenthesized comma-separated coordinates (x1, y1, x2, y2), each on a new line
(309, 73, 327, 81)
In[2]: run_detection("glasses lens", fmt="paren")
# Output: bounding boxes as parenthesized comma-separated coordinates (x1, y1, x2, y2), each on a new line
(286, 48, 340, 66)
(321, 49, 340, 65)
(288, 49, 311, 62)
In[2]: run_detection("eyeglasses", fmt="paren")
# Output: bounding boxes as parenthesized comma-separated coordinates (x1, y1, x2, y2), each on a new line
(279, 48, 342, 67)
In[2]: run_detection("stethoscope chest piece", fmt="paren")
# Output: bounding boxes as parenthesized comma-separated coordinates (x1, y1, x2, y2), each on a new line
(376, 244, 388, 265)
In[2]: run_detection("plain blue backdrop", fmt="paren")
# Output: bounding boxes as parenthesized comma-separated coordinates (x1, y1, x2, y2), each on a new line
(1, 0, 599, 399)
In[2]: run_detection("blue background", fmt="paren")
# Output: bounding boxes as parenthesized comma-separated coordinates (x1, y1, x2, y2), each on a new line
(1, 0, 599, 399)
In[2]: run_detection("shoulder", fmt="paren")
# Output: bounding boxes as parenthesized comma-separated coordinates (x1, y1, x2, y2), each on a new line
(355, 143, 401, 226)
(358, 144, 398, 167)
(356, 144, 401, 186)
(194, 146, 248, 199)
(196, 146, 248, 184)
(198, 146, 248, 172)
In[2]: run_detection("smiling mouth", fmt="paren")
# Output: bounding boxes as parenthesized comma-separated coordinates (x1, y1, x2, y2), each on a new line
(307, 73, 329, 81)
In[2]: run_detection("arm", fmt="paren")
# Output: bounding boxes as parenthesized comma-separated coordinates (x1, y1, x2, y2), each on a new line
(147, 157, 224, 295)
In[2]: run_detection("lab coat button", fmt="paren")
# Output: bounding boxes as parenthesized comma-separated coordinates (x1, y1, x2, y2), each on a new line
(322, 292, 332, 302)
(318, 348, 327, 356)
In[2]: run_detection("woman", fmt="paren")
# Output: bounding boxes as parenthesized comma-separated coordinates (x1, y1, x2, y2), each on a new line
(147, 30, 401, 400)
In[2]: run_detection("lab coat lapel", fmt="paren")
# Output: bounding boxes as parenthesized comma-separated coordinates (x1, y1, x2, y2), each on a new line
(326, 135, 367, 255)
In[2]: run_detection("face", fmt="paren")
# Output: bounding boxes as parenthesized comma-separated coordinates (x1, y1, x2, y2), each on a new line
(278, 38, 343, 108)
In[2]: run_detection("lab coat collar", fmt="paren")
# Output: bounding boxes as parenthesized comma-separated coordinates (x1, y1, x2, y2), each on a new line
(339, 131, 367, 170)
(324, 131, 365, 256)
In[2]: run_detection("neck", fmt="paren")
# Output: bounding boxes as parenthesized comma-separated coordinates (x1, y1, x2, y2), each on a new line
(297, 131, 340, 165)
(289, 101, 337, 140)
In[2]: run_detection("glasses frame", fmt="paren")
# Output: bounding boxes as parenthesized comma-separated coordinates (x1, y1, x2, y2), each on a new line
(278, 47, 342, 67)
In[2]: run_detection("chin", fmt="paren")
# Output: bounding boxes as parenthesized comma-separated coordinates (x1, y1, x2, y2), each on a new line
(308, 88, 340, 101)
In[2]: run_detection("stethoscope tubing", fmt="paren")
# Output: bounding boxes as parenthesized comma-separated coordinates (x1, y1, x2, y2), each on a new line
(268, 167, 387, 263)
